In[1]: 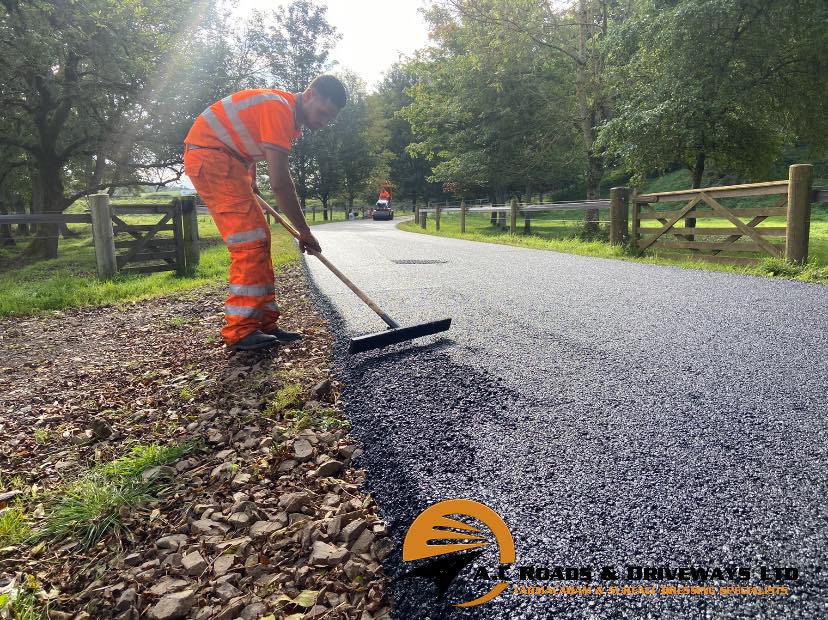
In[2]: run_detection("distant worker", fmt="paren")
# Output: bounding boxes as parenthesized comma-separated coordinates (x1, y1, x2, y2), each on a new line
(183, 75, 347, 351)
(378, 187, 391, 202)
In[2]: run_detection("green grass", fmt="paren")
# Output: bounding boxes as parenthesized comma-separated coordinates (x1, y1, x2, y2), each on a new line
(101, 442, 193, 480)
(0, 506, 31, 547)
(264, 383, 302, 417)
(34, 441, 193, 548)
(3, 587, 48, 620)
(37, 474, 153, 548)
(0, 216, 299, 317)
(285, 405, 349, 433)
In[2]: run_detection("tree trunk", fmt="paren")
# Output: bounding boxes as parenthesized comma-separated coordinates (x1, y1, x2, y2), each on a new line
(0, 195, 15, 246)
(13, 193, 29, 235)
(24, 161, 63, 259)
(577, 0, 604, 236)
(686, 152, 706, 241)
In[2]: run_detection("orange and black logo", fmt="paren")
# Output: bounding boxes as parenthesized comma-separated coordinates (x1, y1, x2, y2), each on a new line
(401, 498, 515, 607)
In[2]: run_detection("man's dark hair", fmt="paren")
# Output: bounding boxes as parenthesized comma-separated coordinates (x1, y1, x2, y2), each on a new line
(309, 75, 347, 109)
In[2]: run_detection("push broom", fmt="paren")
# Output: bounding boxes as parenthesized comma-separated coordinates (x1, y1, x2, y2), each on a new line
(256, 197, 452, 354)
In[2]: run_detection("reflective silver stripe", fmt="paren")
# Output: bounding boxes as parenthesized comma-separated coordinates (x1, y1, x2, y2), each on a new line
(226, 228, 267, 246)
(263, 301, 280, 313)
(229, 283, 275, 297)
(221, 95, 263, 160)
(224, 305, 261, 318)
(234, 92, 290, 112)
(201, 106, 240, 153)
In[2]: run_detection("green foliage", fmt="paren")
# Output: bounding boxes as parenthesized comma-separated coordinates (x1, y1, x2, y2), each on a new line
(286, 406, 349, 433)
(36, 474, 152, 548)
(400, 3, 581, 200)
(0, 506, 31, 547)
(0, 0, 221, 243)
(599, 0, 828, 187)
(33, 428, 49, 446)
(6, 587, 48, 620)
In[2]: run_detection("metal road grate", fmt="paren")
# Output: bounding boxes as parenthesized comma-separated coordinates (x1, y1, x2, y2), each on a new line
(391, 259, 449, 264)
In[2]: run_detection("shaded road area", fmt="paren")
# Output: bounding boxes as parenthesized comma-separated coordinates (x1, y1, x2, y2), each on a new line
(302, 218, 828, 619)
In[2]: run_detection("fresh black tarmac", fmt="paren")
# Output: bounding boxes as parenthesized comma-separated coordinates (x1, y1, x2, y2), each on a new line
(302, 218, 828, 620)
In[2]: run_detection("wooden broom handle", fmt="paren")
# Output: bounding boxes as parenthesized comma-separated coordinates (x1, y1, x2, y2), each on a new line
(255, 195, 399, 329)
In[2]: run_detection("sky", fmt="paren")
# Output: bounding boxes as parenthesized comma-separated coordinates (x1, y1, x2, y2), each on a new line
(232, 0, 433, 90)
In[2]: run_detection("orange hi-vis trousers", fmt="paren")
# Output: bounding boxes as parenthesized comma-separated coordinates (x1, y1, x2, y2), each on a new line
(183, 146, 279, 345)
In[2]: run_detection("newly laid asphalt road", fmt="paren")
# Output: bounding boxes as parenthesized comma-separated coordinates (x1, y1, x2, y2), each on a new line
(302, 217, 828, 620)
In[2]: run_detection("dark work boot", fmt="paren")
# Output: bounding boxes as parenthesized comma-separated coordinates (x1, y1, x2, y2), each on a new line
(263, 327, 303, 344)
(227, 330, 279, 352)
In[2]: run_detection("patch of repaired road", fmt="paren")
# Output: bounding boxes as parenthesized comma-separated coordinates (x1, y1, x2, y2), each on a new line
(303, 218, 828, 619)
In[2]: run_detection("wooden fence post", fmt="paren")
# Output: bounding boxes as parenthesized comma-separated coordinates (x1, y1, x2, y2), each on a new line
(419, 211, 427, 229)
(436, 204, 441, 231)
(510, 198, 517, 235)
(786, 164, 812, 264)
(414, 204, 419, 225)
(460, 199, 466, 233)
(181, 195, 200, 273)
(90, 193, 118, 278)
(630, 195, 641, 256)
(609, 186, 630, 245)
(172, 199, 187, 276)
(524, 207, 531, 234)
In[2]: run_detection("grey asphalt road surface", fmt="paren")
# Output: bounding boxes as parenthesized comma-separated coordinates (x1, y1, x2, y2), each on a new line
(301, 217, 828, 620)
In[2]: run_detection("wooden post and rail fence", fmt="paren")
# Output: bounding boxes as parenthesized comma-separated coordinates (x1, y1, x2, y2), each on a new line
(417, 164, 825, 265)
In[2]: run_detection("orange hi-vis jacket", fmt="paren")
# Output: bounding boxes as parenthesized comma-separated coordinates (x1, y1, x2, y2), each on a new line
(185, 89, 302, 162)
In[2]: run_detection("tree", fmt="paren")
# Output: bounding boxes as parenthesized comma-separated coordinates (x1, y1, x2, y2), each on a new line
(0, 0, 216, 258)
(375, 62, 439, 209)
(334, 72, 377, 209)
(598, 0, 828, 190)
(439, 0, 635, 230)
(311, 125, 342, 218)
(259, 0, 340, 209)
(400, 4, 581, 207)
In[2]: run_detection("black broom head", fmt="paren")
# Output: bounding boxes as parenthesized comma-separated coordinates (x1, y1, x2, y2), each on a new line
(348, 318, 452, 354)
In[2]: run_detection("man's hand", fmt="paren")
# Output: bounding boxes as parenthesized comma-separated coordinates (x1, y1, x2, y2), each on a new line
(298, 228, 321, 254)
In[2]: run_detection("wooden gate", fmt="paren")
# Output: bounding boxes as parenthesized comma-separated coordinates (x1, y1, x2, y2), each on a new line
(111, 201, 187, 274)
(631, 165, 815, 265)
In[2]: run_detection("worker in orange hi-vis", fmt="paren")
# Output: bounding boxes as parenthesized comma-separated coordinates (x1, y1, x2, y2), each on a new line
(183, 75, 347, 351)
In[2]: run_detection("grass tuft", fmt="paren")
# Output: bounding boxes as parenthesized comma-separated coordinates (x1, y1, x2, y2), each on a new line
(33, 428, 49, 446)
(33, 441, 193, 548)
(101, 441, 193, 481)
(286, 405, 349, 433)
(264, 383, 302, 417)
(36, 474, 151, 548)
(0, 506, 31, 547)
